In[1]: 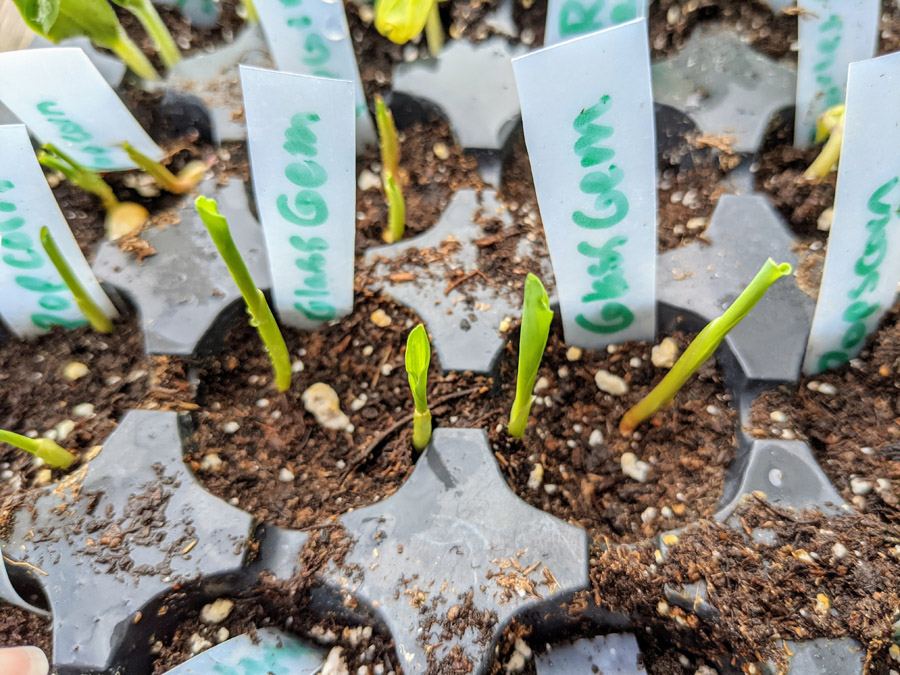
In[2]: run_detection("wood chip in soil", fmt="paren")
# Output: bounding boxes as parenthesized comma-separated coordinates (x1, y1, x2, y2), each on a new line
(750, 300, 900, 525)
(488, 320, 735, 543)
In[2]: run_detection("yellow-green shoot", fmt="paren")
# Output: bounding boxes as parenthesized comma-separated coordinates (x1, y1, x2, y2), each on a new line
(195, 196, 292, 392)
(805, 104, 845, 180)
(508, 274, 554, 438)
(122, 142, 210, 194)
(619, 258, 792, 436)
(109, 0, 180, 68)
(40, 226, 114, 334)
(405, 324, 432, 450)
(39, 143, 148, 240)
(11, 0, 159, 80)
(375, 95, 405, 243)
(0, 429, 75, 470)
(374, 0, 443, 56)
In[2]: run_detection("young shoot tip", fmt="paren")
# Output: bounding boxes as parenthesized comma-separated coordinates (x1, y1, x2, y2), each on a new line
(405, 323, 432, 450)
(0, 429, 76, 470)
(805, 104, 846, 181)
(123, 142, 210, 194)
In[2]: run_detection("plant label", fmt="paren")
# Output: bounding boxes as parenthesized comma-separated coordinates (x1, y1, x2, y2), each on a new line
(513, 19, 657, 348)
(0, 125, 117, 338)
(803, 51, 900, 374)
(165, 628, 323, 674)
(544, 0, 648, 45)
(241, 66, 355, 331)
(253, 0, 376, 152)
(794, 0, 880, 147)
(0, 49, 163, 172)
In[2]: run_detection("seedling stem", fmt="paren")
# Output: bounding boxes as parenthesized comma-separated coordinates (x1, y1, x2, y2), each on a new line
(805, 104, 845, 180)
(195, 196, 292, 392)
(0, 430, 75, 470)
(111, 0, 181, 68)
(122, 142, 210, 194)
(384, 173, 406, 243)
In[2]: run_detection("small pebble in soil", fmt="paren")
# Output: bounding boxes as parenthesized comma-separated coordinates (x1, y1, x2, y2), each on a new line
(832, 542, 848, 559)
(223, 421, 240, 434)
(534, 376, 550, 393)
(357, 169, 381, 191)
(302, 383, 352, 431)
(370, 309, 392, 327)
(641, 507, 658, 523)
(362, 345, 374, 356)
(558, 366, 570, 378)
(543, 483, 558, 494)
(229, 497, 239, 506)
(256, 398, 270, 408)
(322, 647, 349, 675)
(33, 468, 52, 487)
(595, 369, 628, 395)
(73, 403, 95, 418)
(278, 468, 295, 483)
(706, 405, 720, 415)
(527, 464, 544, 490)
(200, 598, 234, 624)
(861, 446, 874, 455)
(292, 359, 305, 373)
(55, 419, 75, 441)
(770, 410, 788, 423)
(657, 600, 670, 616)
(499, 317, 512, 332)
(816, 382, 837, 395)
(815, 593, 830, 615)
(629, 357, 642, 368)
(566, 346, 583, 361)
(621, 452, 650, 482)
(201, 454, 224, 471)
(850, 478, 872, 496)
(350, 393, 368, 411)
(817, 207, 834, 232)
(1, 470, 13, 480)
(216, 627, 229, 643)
(189, 633, 212, 654)
(661, 506, 674, 518)
(63, 361, 89, 381)
(651, 338, 680, 368)
(781, 428, 797, 440)
(380, 363, 393, 376)
(686, 216, 708, 231)
(433, 142, 450, 160)
(589, 429, 604, 446)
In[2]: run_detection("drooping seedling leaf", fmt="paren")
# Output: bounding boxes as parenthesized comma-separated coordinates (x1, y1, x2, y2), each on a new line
(508, 274, 554, 438)
(122, 141, 211, 194)
(109, 0, 181, 68)
(0, 429, 75, 469)
(195, 196, 292, 392)
(805, 104, 846, 180)
(40, 226, 114, 334)
(619, 258, 792, 435)
(405, 323, 432, 450)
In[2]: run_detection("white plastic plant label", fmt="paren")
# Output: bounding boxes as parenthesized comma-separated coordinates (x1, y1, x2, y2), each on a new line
(0, 49, 163, 172)
(0, 125, 117, 337)
(803, 51, 900, 374)
(544, 0, 648, 46)
(253, 0, 376, 152)
(794, 0, 880, 147)
(240, 66, 355, 330)
(512, 19, 657, 348)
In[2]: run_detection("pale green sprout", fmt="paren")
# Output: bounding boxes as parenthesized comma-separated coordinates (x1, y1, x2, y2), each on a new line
(508, 274, 554, 438)
(122, 141, 211, 194)
(11, 0, 159, 80)
(405, 324, 432, 450)
(0, 429, 75, 470)
(38, 143, 148, 240)
(374, 0, 444, 56)
(384, 173, 406, 244)
(619, 258, 792, 435)
(40, 226, 114, 333)
(375, 95, 405, 242)
(805, 104, 845, 180)
(110, 0, 181, 68)
(195, 196, 292, 392)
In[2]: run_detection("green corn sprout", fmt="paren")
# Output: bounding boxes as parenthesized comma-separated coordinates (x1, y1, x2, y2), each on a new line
(384, 173, 406, 243)
(122, 142, 210, 194)
(39, 143, 148, 240)
(619, 258, 792, 435)
(0, 429, 75, 470)
(195, 196, 292, 392)
(240, 0, 259, 22)
(423, 2, 443, 57)
(374, 0, 444, 56)
(110, 0, 181, 68)
(805, 104, 845, 180)
(405, 324, 432, 450)
(375, 95, 400, 182)
(40, 226, 114, 333)
(508, 274, 554, 438)
(11, 0, 159, 80)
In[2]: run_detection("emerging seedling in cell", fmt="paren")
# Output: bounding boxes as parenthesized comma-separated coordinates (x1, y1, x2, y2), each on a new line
(805, 104, 845, 180)
(508, 274, 554, 438)
(11, 0, 159, 80)
(375, 95, 406, 243)
(38, 143, 148, 240)
(195, 196, 292, 392)
(374, 0, 444, 56)
(405, 324, 432, 450)
(619, 258, 792, 436)
(0, 429, 75, 470)
(40, 226, 114, 334)
(110, 0, 181, 68)
(122, 142, 212, 194)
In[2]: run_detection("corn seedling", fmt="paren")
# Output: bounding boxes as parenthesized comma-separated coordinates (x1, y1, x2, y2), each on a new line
(240, 0, 259, 22)
(805, 104, 845, 180)
(374, 0, 444, 56)
(508, 274, 554, 438)
(405, 324, 432, 450)
(39, 144, 148, 240)
(375, 95, 405, 242)
(11, 0, 159, 80)
(110, 0, 180, 68)
(195, 196, 292, 392)
(0, 429, 75, 470)
(40, 226, 114, 333)
(619, 258, 792, 436)
(122, 142, 211, 194)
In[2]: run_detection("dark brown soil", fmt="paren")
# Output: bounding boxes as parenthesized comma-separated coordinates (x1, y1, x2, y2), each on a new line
(0, 604, 52, 652)
(588, 498, 900, 672)
(750, 301, 900, 525)
(490, 321, 735, 543)
(187, 292, 493, 530)
(881, 0, 900, 55)
(355, 119, 484, 254)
